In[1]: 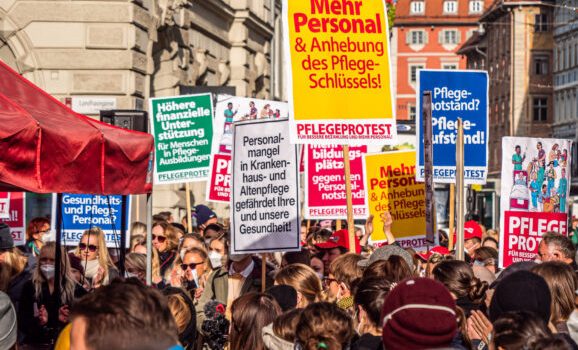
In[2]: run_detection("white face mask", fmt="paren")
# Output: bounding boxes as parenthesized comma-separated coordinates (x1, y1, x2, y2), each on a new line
(208, 251, 223, 268)
(41, 231, 53, 244)
(124, 271, 139, 279)
(191, 269, 199, 287)
(40, 264, 55, 280)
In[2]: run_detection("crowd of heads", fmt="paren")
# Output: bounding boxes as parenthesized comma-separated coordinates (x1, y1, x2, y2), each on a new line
(2, 211, 578, 350)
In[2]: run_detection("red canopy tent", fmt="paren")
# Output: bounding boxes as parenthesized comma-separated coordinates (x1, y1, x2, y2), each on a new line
(0, 59, 154, 195)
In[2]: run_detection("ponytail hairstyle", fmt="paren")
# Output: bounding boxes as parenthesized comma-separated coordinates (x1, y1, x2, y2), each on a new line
(295, 302, 353, 350)
(361, 255, 413, 282)
(432, 260, 488, 304)
(493, 311, 561, 350)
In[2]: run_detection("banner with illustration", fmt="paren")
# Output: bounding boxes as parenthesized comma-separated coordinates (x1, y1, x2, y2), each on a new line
(500, 137, 573, 267)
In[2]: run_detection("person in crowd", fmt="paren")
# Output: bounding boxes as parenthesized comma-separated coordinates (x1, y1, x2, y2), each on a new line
(125, 252, 147, 284)
(203, 223, 224, 243)
(492, 311, 572, 350)
(352, 277, 393, 350)
(163, 287, 196, 349)
(19, 242, 86, 347)
(473, 247, 498, 274)
(170, 247, 208, 299)
(481, 237, 499, 250)
(295, 302, 354, 350)
(263, 308, 302, 350)
(229, 292, 281, 350)
(0, 291, 17, 350)
(207, 231, 229, 270)
(193, 205, 218, 235)
(67, 253, 90, 291)
(179, 233, 206, 257)
(130, 234, 147, 254)
(415, 246, 450, 277)
(359, 243, 415, 275)
(196, 251, 273, 333)
(433, 260, 488, 317)
(130, 221, 146, 236)
(326, 253, 363, 311)
(70, 280, 181, 350)
(362, 255, 414, 282)
(457, 220, 483, 260)
(75, 227, 119, 288)
(281, 249, 311, 268)
(274, 263, 323, 308)
(152, 221, 179, 279)
(538, 232, 577, 268)
(1, 223, 35, 315)
(381, 278, 458, 350)
(532, 262, 578, 334)
(310, 255, 325, 279)
(266, 284, 298, 312)
(24, 217, 50, 257)
(315, 229, 359, 274)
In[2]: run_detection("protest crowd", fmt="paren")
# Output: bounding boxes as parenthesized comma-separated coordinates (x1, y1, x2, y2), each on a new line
(1, 206, 578, 350)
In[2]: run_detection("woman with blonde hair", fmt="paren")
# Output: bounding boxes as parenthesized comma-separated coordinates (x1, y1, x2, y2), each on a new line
(1, 222, 34, 313)
(152, 221, 179, 279)
(275, 263, 323, 308)
(19, 242, 86, 347)
(75, 227, 118, 288)
(163, 287, 196, 349)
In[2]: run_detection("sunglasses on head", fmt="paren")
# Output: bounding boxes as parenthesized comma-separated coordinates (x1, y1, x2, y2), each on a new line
(79, 243, 98, 252)
(152, 234, 167, 243)
(180, 262, 203, 271)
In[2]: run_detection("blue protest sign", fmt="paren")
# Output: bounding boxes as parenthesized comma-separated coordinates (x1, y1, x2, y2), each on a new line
(51, 194, 131, 247)
(416, 70, 489, 184)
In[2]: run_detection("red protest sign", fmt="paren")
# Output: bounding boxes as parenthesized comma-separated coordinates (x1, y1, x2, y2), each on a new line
(502, 211, 567, 266)
(206, 154, 231, 203)
(1, 192, 25, 245)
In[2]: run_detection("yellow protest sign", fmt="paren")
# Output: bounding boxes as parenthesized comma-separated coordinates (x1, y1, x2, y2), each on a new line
(283, 0, 396, 145)
(363, 151, 427, 248)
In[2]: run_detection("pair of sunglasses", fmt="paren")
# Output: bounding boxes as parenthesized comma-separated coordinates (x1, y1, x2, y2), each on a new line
(180, 262, 203, 271)
(79, 243, 97, 252)
(152, 234, 167, 243)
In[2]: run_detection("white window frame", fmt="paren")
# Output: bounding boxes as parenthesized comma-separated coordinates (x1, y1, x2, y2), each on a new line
(410, 1, 425, 15)
(443, 0, 458, 14)
(469, 0, 483, 14)
(409, 30, 426, 45)
(442, 63, 459, 70)
(409, 64, 425, 85)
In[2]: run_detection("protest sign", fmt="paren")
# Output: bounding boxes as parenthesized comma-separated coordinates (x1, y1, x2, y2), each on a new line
(283, 0, 397, 144)
(0, 192, 10, 219)
(0, 192, 25, 246)
(206, 153, 231, 203)
(304, 145, 367, 219)
(363, 151, 427, 248)
(231, 119, 300, 254)
(149, 94, 213, 184)
(52, 194, 131, 247)
(417, 70, 488, 184)
(500, 137, 573, 267)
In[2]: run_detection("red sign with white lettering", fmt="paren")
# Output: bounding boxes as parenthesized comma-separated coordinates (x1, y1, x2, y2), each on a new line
(502, 211, 568, 266)
(206, 154, 231, 203)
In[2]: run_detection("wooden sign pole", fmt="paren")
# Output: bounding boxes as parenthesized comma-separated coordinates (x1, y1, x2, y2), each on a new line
(456, 119, 465, 261)
(448, 183, 456, 251)
(185, 183, 193, 233)
(343, 145, 356, 253)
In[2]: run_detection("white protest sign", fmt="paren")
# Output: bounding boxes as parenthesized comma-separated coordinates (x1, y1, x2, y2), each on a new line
(231, 119, 300, 254)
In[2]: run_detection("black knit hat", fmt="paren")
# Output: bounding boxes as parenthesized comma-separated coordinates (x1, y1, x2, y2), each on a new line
(489, 270, 551, 324)
(266, 285, 298, 312)
(0, 223, 13, 250)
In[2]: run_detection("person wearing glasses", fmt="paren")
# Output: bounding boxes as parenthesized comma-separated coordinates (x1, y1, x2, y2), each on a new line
(169, 248, 209, 301)
(152, 221, 180, 281)
(24, 217, 50, 257)
(75, 227, 118, 289)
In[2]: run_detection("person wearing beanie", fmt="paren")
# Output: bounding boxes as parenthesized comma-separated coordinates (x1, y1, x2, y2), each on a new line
(193, 205, 217, 235)
(0, 222, 14, 250)
(266, 285, 298, 312)
(382, 278, 458, 350)
(489, 270, 551, 324)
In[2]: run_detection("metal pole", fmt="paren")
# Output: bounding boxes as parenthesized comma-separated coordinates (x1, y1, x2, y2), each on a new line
(119, 195, 127, 277)
(456, 119, 465, 261)
(423, 91, 436, 244)
(53, 193, 63, 327)
(146, 193, 153, 285)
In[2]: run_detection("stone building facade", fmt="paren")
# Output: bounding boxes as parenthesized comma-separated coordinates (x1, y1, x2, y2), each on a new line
(0, 0, 284, 218)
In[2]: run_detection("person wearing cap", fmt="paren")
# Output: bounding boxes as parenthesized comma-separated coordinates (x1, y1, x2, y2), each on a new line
(315, 229, 360, 274)
(415, 246, 450, 277)
(452, 220, 483, 260)
(193, 205, 218, 235)
(382, 278, 459, 350)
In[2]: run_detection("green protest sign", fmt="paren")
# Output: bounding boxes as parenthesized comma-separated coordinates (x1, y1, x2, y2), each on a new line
(149, 94, 213, 184)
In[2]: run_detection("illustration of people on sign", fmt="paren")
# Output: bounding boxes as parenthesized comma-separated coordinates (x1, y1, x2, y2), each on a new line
(259, 104, 271, 119)
(548, 143, 559, 167)
(223, 102, 237, 135)
(537, 142, 546, 165)
(529, 173, 541, 211)
(558, 168, 568, 212)
(538, 184, 549, 212)
(249, 101, 258, 119)
(546, 161, 557, 194)
(512, 145, 525, 171)
(561, 148, 568, 167)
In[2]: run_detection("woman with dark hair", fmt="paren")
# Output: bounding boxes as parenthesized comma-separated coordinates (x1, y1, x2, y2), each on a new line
(493, 311, 571, 350)
(295, 302, 354, 350)
(351, 277, 394, 350)
(229, 292, 282, 350)
(361, 255, 413, 282)
(473, 247, 499, 274)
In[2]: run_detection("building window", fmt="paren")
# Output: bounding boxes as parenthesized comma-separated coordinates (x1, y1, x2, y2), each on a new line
(443, 0, 458, 14)
(409, 64, 425, 84)
(535, 14, 548, 32)
(533, 55, 549, 75)
(532, 97, 548, 122)
(410, 1, 425, 14)
(469, 0, 483, 14)
(407, 30, 427, 45)
(442, 64, 458, 70)
(440, 30, 460, 45)
(409, 105, 417, 120)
